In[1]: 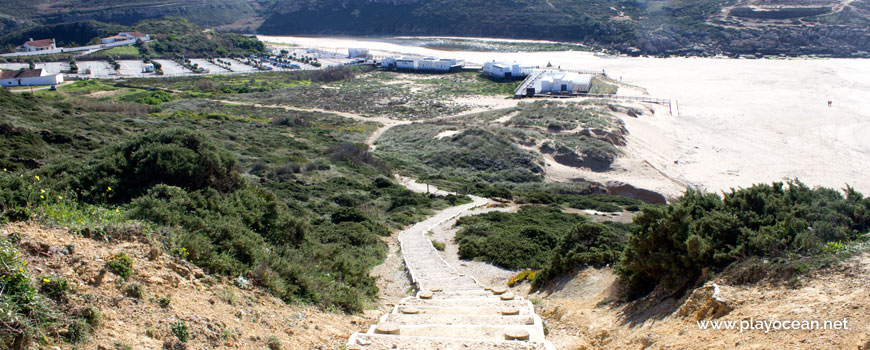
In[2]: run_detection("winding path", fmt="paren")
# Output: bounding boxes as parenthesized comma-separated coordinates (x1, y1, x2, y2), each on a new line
(345, 189, 555, 349)
(206, 98, 555, 348)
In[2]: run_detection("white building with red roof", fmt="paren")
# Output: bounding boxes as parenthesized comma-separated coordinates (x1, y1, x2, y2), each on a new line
(19, 38, 56, 52)
(0, 68, 64, 87)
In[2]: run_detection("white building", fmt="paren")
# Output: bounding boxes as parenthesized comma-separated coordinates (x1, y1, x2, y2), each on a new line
(101, 32, 150, 44)
(142, 63, 155, 73)
(395, 57, 419, 70)
(348, 48, 369, 58)
(381, 56, 464, 72)
(483, 61, 533, 79)
(534, 71, 593, 94)
(19, 38, 56, 52)
(0, 68, 64, 86)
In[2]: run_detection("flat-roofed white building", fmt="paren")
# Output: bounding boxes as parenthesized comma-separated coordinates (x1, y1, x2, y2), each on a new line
(395, 57, 419, 70)
(381, 56, 464, 72)
(483, 61, 532, 79)
(0, 68, 64, 86)
(535, 71, 592, 94)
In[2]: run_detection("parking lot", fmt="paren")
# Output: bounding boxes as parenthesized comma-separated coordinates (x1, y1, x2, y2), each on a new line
(0, 62, 69, 74)
(224, 59, 258, 72)
(154, 59, 191, 75)
(78, 61, 116, 77)
(2, 53, 346, 82)
(190, 59, 231, 74)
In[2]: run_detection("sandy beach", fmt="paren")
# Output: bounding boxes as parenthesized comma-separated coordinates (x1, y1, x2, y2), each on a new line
(262, 35, 870, 196)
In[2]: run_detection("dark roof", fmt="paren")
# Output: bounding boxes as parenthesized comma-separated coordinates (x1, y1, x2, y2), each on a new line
(24, 39, 54, 47)
(0, 69, 43, 79)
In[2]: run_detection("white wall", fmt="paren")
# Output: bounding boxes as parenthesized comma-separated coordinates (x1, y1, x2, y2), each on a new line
(0, 74, 63, 86)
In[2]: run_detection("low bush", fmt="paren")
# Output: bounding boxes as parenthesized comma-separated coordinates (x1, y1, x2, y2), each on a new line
(39, 276, 71, 301)
(533, 222, 628, 287)
(170, 320, 189, 342)
(58, 128, 242, 203)
(0, 239, 57, 349)
(617, 181, 870, 298)
(431, 240, 446, 251)
(107, 252, 134, 279)
(455, 206, 587, 269)
(124, 283, 145, 299)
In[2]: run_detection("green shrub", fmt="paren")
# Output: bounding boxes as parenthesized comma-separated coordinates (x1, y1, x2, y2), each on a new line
(617, 182, 870, 298)
(62, 128, 242, 203)
(83, 307, 102, 327)
(455, 206, 586, 269)
(431, 240, 446, 251)
(124, 283, 145, 299)
(171, 320, 189, 342)
(0, 239, 57, 349)
(39, 276, 71, 301)
(533, 222, 627, 287)
(107, 252, 134, 279)
(65, 319, 91, 343)
(157, 296, 171, 308)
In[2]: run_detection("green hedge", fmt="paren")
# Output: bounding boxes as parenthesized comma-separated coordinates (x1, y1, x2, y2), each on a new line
(617, 182, 870, 297)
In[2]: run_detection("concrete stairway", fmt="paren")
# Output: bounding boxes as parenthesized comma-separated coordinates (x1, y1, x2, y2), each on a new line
(346, 197, 556, 350)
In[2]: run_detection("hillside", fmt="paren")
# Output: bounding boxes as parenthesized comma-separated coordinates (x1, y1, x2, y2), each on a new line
(3, 0, 870, 57)
(1, 221, 368, 349)
(0, 0, 255, 31)
(0, 18, 265, 59)
(256, 0, 870, 57)
(532, 260, 870, 350)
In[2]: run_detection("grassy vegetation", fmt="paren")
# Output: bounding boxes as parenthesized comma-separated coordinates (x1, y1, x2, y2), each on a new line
(0, 235, 102, 349)
(0, 73, 470, 323)
(134, 18, 265, 58)
(81, 45, 142, 60)
(375, 100, 629, 196)
(588, 76, 619, 95)
(1, 18, 265, 61)
(454, 181, 870, 297)
(618, 182, 870, 297)
(454, 206, 632, 272)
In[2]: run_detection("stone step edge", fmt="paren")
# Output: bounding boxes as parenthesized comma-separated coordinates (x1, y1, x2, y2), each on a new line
(347, 332, 554, 350)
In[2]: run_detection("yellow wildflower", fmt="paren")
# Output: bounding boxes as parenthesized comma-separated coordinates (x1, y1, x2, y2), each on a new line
(107, 186, 112, 192)
(40, 189, 45, 193)
(40, 195, 44, 199)
(58, 196, 63, 200)
(34, 175, 40, 181)
(43, 278, 51, 283)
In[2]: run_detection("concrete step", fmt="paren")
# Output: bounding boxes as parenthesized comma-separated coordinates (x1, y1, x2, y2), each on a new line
(426, 291, 493, 298)
(397, 305, 534, 316)
(369, 324, 545, 342)
(385, 313, 536, 326)
(347, 333, 550, 350)
(402, 298, 529, 308)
